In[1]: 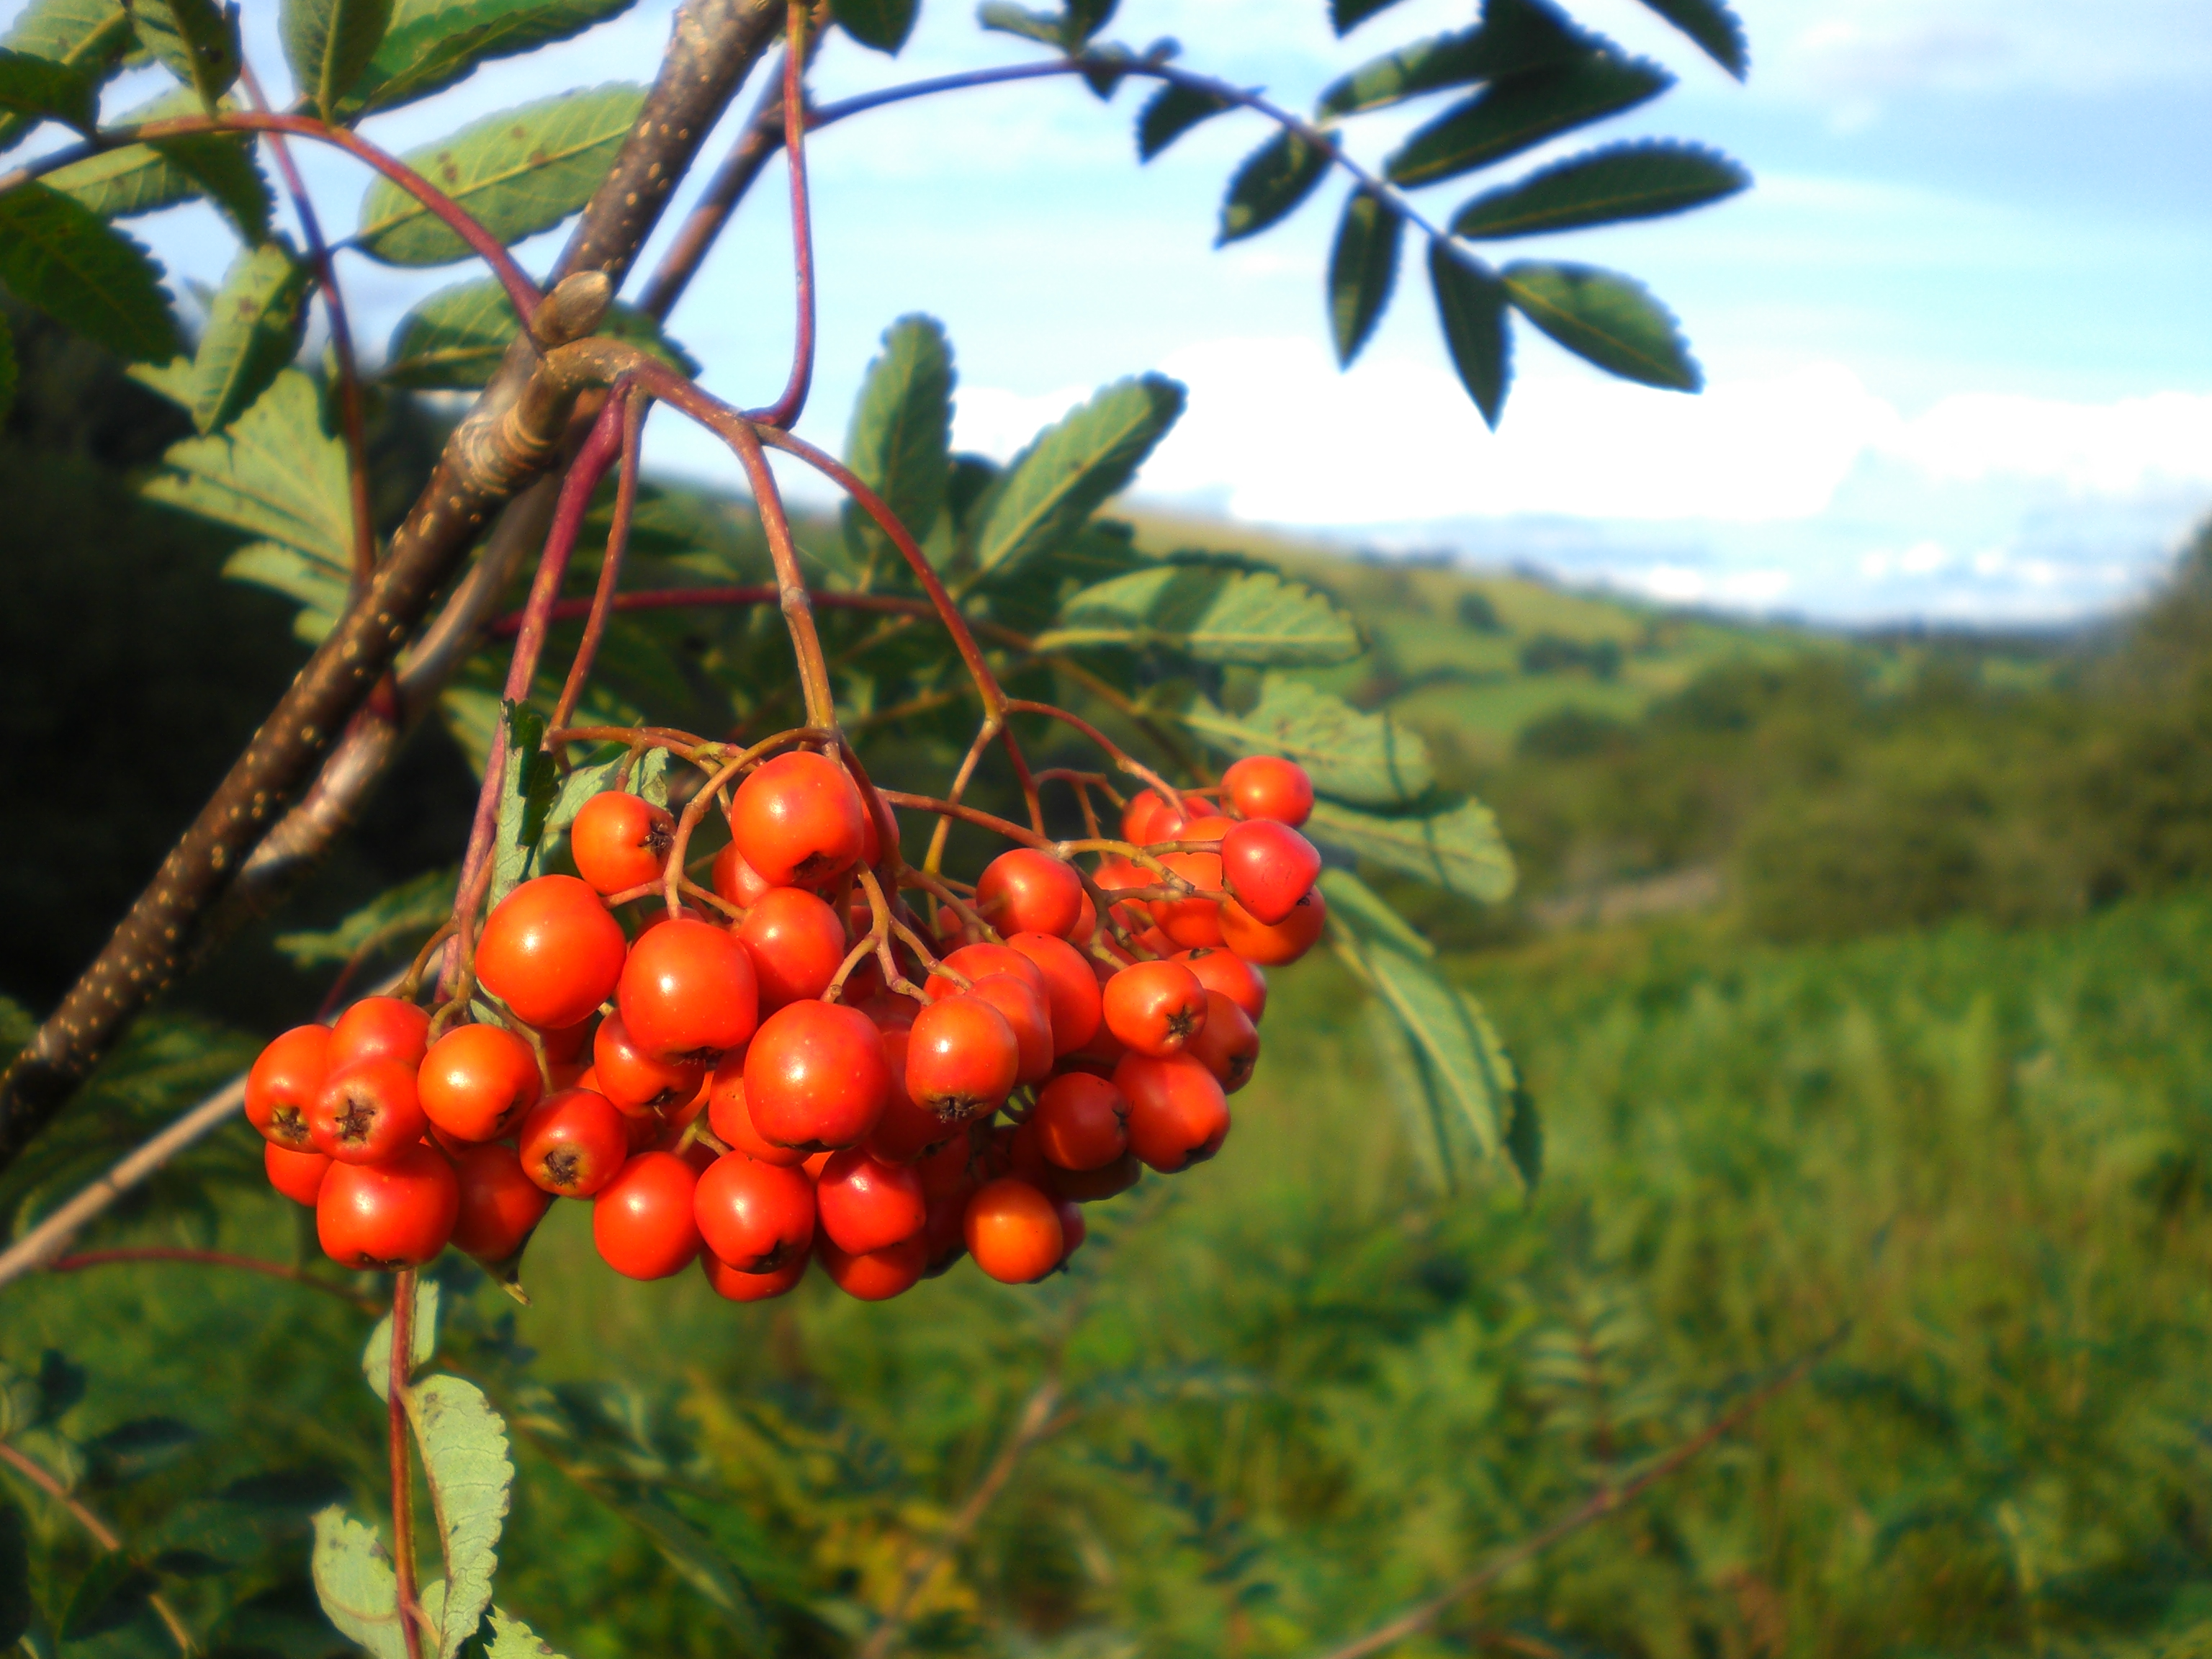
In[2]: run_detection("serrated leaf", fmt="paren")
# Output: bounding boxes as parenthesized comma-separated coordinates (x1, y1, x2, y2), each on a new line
(406, 1375, 513, 1659)
(0, 181, 178, 361)
(276, 867, 458, 968)
(1060, 0, 1114, 50)
(361, 1276, 441, 1403)
(1328, 189, 1401, 366)
(0, 317, 14, 427)
(832, 0, 915, 53)
(1136, 80, 1229, 160)
(1039, 564, 1360, 665)
(1308, 797, 1516, 902)
(484, 1607, 570, 1658)
(1501, 258, 1699, 390)
(0, 0, 130, 152)
(222, 541, 346, 640)
(976, 1, 1059, 46)
(1318, 861, 1434, 954)
(1330, 0, 1407, 35)
(0, 47, 96, 130)
(1385, 53, 1672, 187)
(1429, 240, 1510, 428)
(1181, 676, 1433, 805)
(841, 313, 951, 570)
(1452, 139, 1748, 238)
(1364, 998, 1458, 1190)
(1318, 1, 1589, 118)
(283, 0, 394, 120)
(48, 84, 272, 238)
(311, 1508, 410, 1659)
(1218, 127, 1329, 244)
(1637, 0, 1746, 78)
(349, 0, 633, 114)
(129, 0, 241, 109)
(967, 373, 1182, 579)
(489, 701, 557, 909)
(356, 82, 644, 266)
(0, 1502, 25, 1649)
(191, 238, 310, 435)
(380, 274, 696, 389)
(1505, 1079, 1542, 1189)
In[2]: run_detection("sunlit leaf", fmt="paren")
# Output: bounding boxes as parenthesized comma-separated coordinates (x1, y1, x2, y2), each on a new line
(967, 373, 1182, 578)
(348, 0, 634, 114)
(382, 275, 696, 388)
(0, 46, 96, 130)
(976, 1, 1058, 46)
(46, 85, 273, 238)
(841, 314, 952, 570)
(1501, 259, 1699, 390)
(1328, 188, 1401, 366)
(282, 0, 394, 120)
(361, 1275, 441, 1403)
(311, 1508, 410, 1659)
(1317, 0, 1589, 117)
(275, 867, 457, 968)
(484, 1607, 572, 1658)
(489, 700, 557, 909)
(1179, 676, 1434, 805)
(1307, 796, 1516, 901)
(190, 238, 310, 435)
(1329, 0, 1408, 35)
(407, 1375, 513, 1659)
(0, 181, 178, 361)
(0, 0, 130, 153)
(130, 0, 242, 110)
(1385, 53, 1672, 187)
(1040, 564, 1361, 665)
(1452, 139, 1748, 238)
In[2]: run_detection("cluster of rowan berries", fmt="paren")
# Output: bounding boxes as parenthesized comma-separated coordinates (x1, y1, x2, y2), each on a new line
(242, 747, 1326, 1302)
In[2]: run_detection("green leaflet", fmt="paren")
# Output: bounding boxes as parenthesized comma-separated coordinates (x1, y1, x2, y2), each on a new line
(408, 1375, 514, 1659)
(282, 0, 394, 120)
(1330, 0, 1408, 34)
(1328, 189, 1401, 367)
(1179, 676, 1434, 805)
(361, 1277, 441, 1404)
(1039, 564, 1361, 666)
(976, 2, 1058, 46)
(832, 0, 916, 53)
(1385, 53, 1672, 187)
(489, 701, 557, 909)
(1307, 796, 1516, 902)
(966, 373, 1183, 579)
(348, 0, 634, 114)
(841, 314, 952, 568)
(484, 1608, 571, 1658)
(1316, 1, 1590, 118)
(48, 85, 273, 238)
(0, 0, 130, 153)
(190, 238, 310, 435)
(382, 274, 697, 387)
(1501, 259, 1699, 390)
(1636, 0, 1747, 78)
(221, 541, 344, 641)
(128, 0, 241, 110)
(1218, 127, 1330, 243)
(0, 47, 96, 131)
(0, 182, 178, 362)
(274, 867, 457, 968)
(1136, 81, 1228, 160)
(356, 82, 644, 266)
(1452, 139, 1748, 239)
(1429, 239, 1511, 428)
(310, 1509, 410, 1659)
(1364, 997, 1459, 1190)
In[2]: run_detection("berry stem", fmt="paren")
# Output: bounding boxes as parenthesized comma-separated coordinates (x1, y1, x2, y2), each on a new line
(47, 1248, 381, 1310)
(549, 391, 650, 745)
(747, 0, 819, 430)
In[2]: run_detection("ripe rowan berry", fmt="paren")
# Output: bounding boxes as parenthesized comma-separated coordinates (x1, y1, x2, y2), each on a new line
(816, 1232, 927, 1300)
(1218, 885, 1327, 966)
(1030, 1071, 1128, 1170)
(328, 996, 431, 1072)
(1174, 946, 1268, 1025)
(1102, 959, 1208, 1058)
(1223, 755, 1315, 827)
(449, 1142, 551, 1262)
(1148, 850, 1226, 949)
(866, 1025, 958, 1163)
(418, 1023, 544, 1143)
(914, 1130, 980, 1202)
(729, 750, 867, 887)
(310, 1058, 428, 1165)
(711, 842, 775, 909)
(571, 790, 677, 896)
(1092, 856, 1154, 935)
(477, 875, 629, 1030)
(922, 943, 1048, 1002)
(706, 1055, 811, 1167)
(963, 1179, 1064, 1283)
(976, 849, 1085, 938)
(1115, 1051, 1231, 1172)
(592, 1151, 703, 1280)
(1056, 1199, 1087, 1262)
(735, 886, 849, 1010)
(694, 1151, 817, 1272)
(535, 1016, 595, 1066)
(744, 999, 891, 1151)
(1004, 932, 1104, 1056)
(317, 1143, 458, 1269)
(906, 995, 1020, 1122)
(921, 1191, 972, 1276)
(592, 1008, 708, 1114)
(246, 1025, 332, 1151)
(1220, 819, 1322, 925)
(1120, 789, 1184, 846)
(701, 1249, 809, 1303)
(1187, 990, 1260, 1093)
(264, 1141, 331, 1207)
(816, 1146, 927, 1255)
(1044, 1151, 1143, 1204)
(518, 1087, 629, 1197)
(616, 917, 757, 1063)
(966, 973, 1055, 1086)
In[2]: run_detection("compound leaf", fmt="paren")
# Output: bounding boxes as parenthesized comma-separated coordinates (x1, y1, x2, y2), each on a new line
(275, 867, 457, 968)
(832, 0, 915, 52)
(0, 181, 178, 361)
(1385, 53, 1672, 187)
(1136, 80, 1229, 161)
(129, 0, 241, 109)
(1328, 188, 1401, 366)
(1308, 797, 1516, 902)
(1040, 565, 1361, 666)
(356, 82, 644, 265)
(1635, 0, 1747, 78)
(282, 0, 395, 120)
(311, 1508, 410, 1659)
(1452, 139, 1748, 238)
(484, 1608, 571, 1658)
(0, 0, 130, 153)
(968, 373, 1182, 578)
(1318, 1, 1589, 118)
(144, 367, 352, 581)
(348, 0, 633, 114)
(191, 238, 310, 435)
(1365, 997, 1459, 1190)
(1501, 259, 1699, 390)
(381, 275, 696, 388)
(1181, 676, 1433, 805)
(488, 701, 557, 909)
(1429, 240, 1511, 428)
(1218, 127, 1329, 243)
(841, 313, 952, 568)
(0, 46, 96, 131)
(47, 86, 272, 238)
(406, 1375, 513, 1659)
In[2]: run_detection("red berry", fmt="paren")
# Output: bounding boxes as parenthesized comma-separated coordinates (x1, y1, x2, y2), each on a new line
(906, 996, 1020, 1123)
(477, 875, 629, 1030)
(701, 1249, 809, 1303)
(309, 1058, 428, 1165)
(1186, 990, 1260, 1094)
(616, 917, 757, 1064)
(963, 1179, 1064, 1284)
(976, 850, 1085, 939)
(1044, 1151, 1141, 1204)
(535, 1017, 595, 1065)
(1030, 1072, 1128, 1170)
(728, 750, 866, 887)
(328, 996, 431, 1073)
(1218, 886, 1327, 966)
(592, 1151, 703, 1280)
(711, 842, 775, 909)
(915, 1131, 981, 1202)
(816, 1232, 926, 1300)
(1115, 1052, 1231, 1172)
(418, 1024, 543, 1143)
(922, 1190, 972, 1276)
(1102, 959, 1208, 1058)
(965, 973, 1055, 1086)
(1219, 819, 1322, 926)
(592, 1008, 707, 1115)
(922, 943, 1048, 1003)
(1174, 947, 1268, 1025)
(1223, 756, 1315, 827)
(816, 1146, 927, 1255)
(1147, 851, 1226, 950)
(1056, 1200, 1088, 1263)
(518, 1087, 629, 1197)
(865, 1025, 956, 1163)
(1120, 789, 1184, 847)
(1004, 932, 1104, 1056)
(571, 790, 676, 896)
(743, 999, 891, 1151)
(246, 1025, 331, 1151)
(735, 887, 849, 1011)
(264, 1141, 331, 1206)
(449, 1142, 551, 1261)
(317, 1144, 458, 1269)
(706, 1053, 809, 1166)
(693, 1151, 817, 1272)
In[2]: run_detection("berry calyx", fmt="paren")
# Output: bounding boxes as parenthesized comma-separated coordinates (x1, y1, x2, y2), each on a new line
(477, 875, 629, 1030)
(1102, 959, 1209, 1058)
(518, 1087, 629, 1197)
(246, 1025, 332, 1151)
(571, 790, 676, 896)
(308, 1058, 428, 1165)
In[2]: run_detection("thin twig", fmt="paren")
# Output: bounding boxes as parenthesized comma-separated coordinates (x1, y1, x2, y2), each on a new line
(47, 1248, 380, 1311)
(0, 1440, 194, 1653)
(748, 0, 819, 429)
(550, 388, 648, 742)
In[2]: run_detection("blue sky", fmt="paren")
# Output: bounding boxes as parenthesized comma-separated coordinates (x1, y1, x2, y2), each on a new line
(13, 0, 2212, 623)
